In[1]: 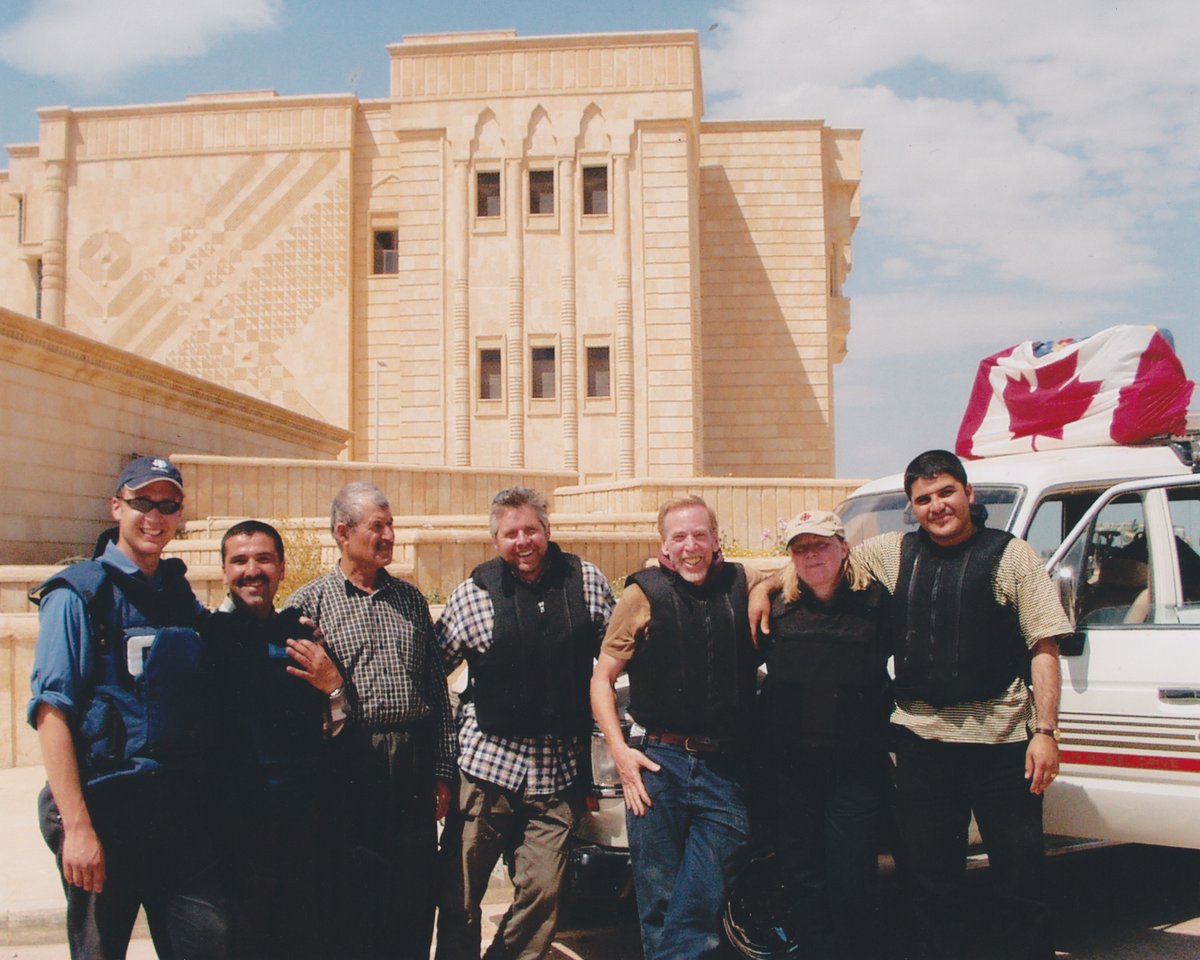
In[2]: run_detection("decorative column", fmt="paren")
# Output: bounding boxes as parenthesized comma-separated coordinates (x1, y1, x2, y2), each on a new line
(558, 156, 579, 473)
(38, 109, 71, 328)
(614, 153, 635, 479)
(505, 157, 526, 468)
(451, 160, 471, 465)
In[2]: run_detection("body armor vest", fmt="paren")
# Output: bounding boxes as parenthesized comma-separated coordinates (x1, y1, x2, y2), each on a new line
(624, 563, 756, 741)
(33, 557, 214, 787)
(766, 580, 891, 750)
(467, 545, 596, 737)
(891, 527, 1027, 706)
(204, 608, 326, 796)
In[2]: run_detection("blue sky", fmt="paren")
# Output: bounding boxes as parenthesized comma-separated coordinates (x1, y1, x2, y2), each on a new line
(2, 0, 1197, 478)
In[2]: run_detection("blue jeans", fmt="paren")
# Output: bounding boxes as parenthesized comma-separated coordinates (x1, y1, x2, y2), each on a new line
(625, 741, 752, 960)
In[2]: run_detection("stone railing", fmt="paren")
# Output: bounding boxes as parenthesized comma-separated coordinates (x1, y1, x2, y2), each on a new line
(173, 456, 581, 527)
(553, 476, 868, 552)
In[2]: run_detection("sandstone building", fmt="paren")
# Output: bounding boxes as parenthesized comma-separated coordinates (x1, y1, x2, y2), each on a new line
(0, 28, 860, 481)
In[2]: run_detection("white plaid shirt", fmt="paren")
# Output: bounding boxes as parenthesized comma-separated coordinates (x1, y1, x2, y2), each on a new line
(436, 553, 614, 797)
(288, 566, 457, 780)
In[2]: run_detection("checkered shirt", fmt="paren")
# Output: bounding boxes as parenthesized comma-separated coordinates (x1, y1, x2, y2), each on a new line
(436, 555, 614, 797)
(288, 566, 457, 780)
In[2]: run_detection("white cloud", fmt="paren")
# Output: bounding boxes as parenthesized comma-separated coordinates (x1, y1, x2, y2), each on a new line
(703, 0, 1200, 295)
(844, 292, 1130, 364)
(880, 257, 915, 280)
(0, 0, 282, 90)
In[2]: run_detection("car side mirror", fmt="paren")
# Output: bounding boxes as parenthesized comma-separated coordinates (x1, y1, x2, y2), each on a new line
(1058, 630, 1086, 657)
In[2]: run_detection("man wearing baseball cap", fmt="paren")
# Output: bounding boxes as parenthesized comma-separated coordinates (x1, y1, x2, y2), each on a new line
(29, 455, 230, 958)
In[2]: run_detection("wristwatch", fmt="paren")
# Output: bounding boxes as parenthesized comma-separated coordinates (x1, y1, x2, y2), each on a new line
(1033, 726, 1061, 742)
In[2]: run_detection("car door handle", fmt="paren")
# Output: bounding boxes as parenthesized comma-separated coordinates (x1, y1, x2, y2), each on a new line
(1159, 688, 1200, 702)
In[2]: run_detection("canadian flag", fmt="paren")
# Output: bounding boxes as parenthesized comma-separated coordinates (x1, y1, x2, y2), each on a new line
(955, 325, 1194, 460)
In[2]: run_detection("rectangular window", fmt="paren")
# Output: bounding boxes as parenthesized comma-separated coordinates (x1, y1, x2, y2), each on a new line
(477, 171, 502, 218)
(529, 169, 554, 215)
(35, 258, 43, 320)
(531, 347, 556, 399)
(583, 165, 608, 216)
(373, 230, 398, 275)
(479, 349, 502, 400)
(16, 196, 25, 244)
(586, 346, 611, 398)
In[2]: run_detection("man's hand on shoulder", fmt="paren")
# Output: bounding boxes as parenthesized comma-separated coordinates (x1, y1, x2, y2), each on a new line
(286, 636, 343, 695)
(748, 571, 783, 648)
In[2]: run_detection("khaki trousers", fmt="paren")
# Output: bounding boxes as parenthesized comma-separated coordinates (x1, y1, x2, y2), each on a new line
(436, 772, 582, 960)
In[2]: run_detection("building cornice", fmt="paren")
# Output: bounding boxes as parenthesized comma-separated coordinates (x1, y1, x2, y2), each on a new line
(387, 29, 702, 119)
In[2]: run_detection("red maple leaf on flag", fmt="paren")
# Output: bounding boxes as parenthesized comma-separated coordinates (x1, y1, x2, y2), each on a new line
(1002, 351, 1102, 450)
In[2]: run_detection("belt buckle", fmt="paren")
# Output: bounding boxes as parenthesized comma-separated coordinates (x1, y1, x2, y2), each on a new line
(683, 735, 708, 753)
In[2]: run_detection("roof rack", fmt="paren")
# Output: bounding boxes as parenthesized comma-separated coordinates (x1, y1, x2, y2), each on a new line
(1165, 420, 1200, 472)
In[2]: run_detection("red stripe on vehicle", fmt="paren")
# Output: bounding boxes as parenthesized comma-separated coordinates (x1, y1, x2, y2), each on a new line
(1061, 749, 1200, 774)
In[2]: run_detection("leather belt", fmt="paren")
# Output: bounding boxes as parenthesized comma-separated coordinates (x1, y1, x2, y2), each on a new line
(645, 731, 738, 754)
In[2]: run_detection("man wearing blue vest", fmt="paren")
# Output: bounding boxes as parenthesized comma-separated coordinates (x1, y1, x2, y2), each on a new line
(29, 455, 229, 959)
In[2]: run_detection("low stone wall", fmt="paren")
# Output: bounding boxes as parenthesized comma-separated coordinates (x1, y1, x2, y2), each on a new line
(0, 614, 39, 769)
(174, 456, 580, 527)
(0, 309, 349, 566)
(553, 476, 868, 552)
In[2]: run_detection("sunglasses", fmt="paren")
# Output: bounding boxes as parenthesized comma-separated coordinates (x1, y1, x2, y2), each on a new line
(118, 496, 183, 515)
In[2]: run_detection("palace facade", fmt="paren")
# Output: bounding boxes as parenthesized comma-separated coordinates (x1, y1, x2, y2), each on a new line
(0, 29, 860, 481)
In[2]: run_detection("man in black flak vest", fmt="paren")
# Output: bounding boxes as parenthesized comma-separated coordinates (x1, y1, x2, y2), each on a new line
(28, 456, 230, 959)
(755, 450, 1072, 960)
(591, 496, 771, 960)
(203, 520, 346, 960)
(435, 486, 615, 960)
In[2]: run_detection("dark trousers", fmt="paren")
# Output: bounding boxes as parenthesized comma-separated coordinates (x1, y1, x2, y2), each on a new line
(775, 747, 885, 960)
(319, 723, 438, 960)
(221, 788, 321, 960)
(892, 727, 1052, 960)
(39, 776, 229, 960)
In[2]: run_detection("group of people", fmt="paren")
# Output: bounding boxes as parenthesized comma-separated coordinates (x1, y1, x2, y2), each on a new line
(29, 448, 1070, 960)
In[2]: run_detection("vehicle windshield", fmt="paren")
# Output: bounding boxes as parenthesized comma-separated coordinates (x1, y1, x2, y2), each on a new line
(837, 484, 1023, 547)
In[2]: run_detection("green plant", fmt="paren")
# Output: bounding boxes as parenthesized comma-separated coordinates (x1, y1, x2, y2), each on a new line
(273, 518, 325, 606)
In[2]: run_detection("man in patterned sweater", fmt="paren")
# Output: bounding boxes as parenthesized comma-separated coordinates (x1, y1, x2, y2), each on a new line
(435, 486, 614, 960)
(755, 450, 1070, 960)
(288, 482, 456, 960)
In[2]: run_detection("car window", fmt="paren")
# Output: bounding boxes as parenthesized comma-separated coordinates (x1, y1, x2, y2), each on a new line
(838, 484, 1021, 548)
(1024, 489, 1109, 561)
(1070, 493, 1153, 627)
(1166, 484, 1200, 618)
